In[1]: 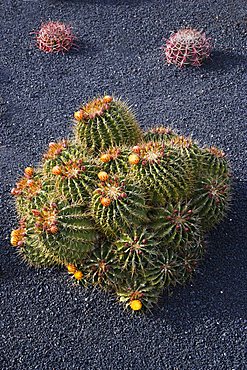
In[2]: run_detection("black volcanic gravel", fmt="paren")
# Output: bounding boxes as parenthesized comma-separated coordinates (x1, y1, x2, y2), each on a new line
(0, 0, 247, 369)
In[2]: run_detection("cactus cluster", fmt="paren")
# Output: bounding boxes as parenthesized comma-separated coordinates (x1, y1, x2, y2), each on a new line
(164, 28, 211, 68)
(10, 96, 231, 312)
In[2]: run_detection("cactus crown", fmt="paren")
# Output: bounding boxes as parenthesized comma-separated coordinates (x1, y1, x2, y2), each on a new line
(10, 95, 230, 312)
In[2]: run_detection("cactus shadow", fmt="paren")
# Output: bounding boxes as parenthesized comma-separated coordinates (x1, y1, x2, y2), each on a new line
(0, 67, 11, 85)
(202, 50, 246, 72)
(50, 0, 151, 5)
(69, 38, 103, 56)
(151, 180, 247, 324)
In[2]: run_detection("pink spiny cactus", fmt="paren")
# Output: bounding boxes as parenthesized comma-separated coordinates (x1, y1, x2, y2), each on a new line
(34, 21, 76, 53)
(164, 28, 212, 68)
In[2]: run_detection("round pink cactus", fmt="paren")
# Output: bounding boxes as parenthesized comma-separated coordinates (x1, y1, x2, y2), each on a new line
(35, 21, 76, 53)
(165, 28, 212, 68)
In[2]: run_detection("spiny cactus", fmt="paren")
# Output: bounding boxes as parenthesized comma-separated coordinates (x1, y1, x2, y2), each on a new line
(164, 28, 211, 68)
(116, 277, 161, 311)
(113, 227, 159, 276)
(191, 147, 231, 230)
(10, 96, 231, 313)
(37, 202, 99, 264)
(34, 21, 76, 53)
(19, 232, 62, 268)
(128, 141, 194, 203)
(146, 249, 185, 288)
(91, 172, 149, 236)
(144, 126, 177, 142)
(76, 241, 120, 290)
(74, 96, 143, 151)
(42, 142, 98, 203)
(18, 201, 99, 266)
(152, 201, 201, 248)
(11, 167, 54, 219)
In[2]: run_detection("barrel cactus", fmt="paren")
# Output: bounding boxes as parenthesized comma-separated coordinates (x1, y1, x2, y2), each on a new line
(34, 21, 76, 54)
(10, 95, 231, 312)
(74, 96, 143, 151)
(164, 28, 212, 68)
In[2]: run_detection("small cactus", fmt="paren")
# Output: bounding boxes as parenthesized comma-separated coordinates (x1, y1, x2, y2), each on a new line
(164, 28, 211, 68)
(129, 141, 194, 203)
(19, 201, 99, 266)
(113, 227, 159, 276)
(152, 201, 201, 248)
(78, 242, 120, 289)
(74, 96, 143, 151)
(91, 173, 149, 236)
(34, 21, 76, 53)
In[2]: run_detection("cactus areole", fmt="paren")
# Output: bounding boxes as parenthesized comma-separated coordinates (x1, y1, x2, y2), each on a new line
(10, 95, 231, 313)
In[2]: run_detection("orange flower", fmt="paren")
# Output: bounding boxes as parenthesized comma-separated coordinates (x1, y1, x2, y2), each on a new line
(98, 171, 109, 182)
(103, 95, 113, 103)
(100, 154, 111, 163)
(24, 167, 34, 178)
(74, 110, 84, 121)
(130, 299, 142, 311)
(52, 166, 62, 175)
(128, 154, 140, 165)
(100, 197, 111, 207)
(67, 264, 77, 273)
(74, 270, 83, 280)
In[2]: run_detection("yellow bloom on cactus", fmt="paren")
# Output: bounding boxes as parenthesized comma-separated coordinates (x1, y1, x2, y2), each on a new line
(130, 299, 142, 311)
(10, 229, 24, 247)
(98, 171, 109, 182)
(67, 264, 77, 273)
(74, 110, 83, 121)
(128, 153, 140, 165)
(24, 167, 34, 178)
(74, 270, 83, 280)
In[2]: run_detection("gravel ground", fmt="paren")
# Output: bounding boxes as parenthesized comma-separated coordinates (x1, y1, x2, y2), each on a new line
(0, 0, 246, 369)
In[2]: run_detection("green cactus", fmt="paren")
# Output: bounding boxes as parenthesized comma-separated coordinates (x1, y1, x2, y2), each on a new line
(11, 168, 47, 217)
(191, 147, 231, 230)
(10, 218, 62, 267)
(144, 128, 204, 182)
(19, 232, 62, 268)
(116, 277, 161, 311)
(90, 173, 149, 236)
(13, 200, 99, 266)
(145, 249, 186, 288)
(10, 96, 231, 313)
(74, 96, 143, 152)
(113, 227, 160, 276)
(151, 201, 201, 248)
(128, 141, 194, 204)
(145, 237, 205, 289)
(144, 126, 177, 142)
(178, 239, 205, 284)
(78, 241, 120, 290)
(42, 142, 98, 203)
(34, 201, 99, 264)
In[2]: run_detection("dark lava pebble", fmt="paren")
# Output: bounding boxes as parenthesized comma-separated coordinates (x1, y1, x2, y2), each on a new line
(0, 0, 246, 369)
